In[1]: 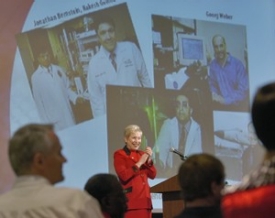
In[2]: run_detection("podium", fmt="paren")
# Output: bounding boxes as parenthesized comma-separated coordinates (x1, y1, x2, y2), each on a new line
(151, 175, 184, 218)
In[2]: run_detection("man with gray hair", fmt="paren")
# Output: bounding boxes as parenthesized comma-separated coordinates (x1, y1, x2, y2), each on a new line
(0, 123, 103, 218)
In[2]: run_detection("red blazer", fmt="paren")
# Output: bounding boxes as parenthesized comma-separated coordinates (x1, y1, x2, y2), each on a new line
(114, 146, 157, 210)
(222, 184, 275, 218)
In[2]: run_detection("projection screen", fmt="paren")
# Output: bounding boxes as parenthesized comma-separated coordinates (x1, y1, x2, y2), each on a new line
(1, 0, 275, 210)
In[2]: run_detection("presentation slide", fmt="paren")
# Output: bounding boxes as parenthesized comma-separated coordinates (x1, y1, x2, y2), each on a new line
(1, 0, 275, 210)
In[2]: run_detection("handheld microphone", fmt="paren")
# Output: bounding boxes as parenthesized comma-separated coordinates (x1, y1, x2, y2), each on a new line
(169, 147, 187, 161)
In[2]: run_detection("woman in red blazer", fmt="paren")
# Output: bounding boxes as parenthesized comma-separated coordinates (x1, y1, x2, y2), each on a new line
(114, 124, 157, 218)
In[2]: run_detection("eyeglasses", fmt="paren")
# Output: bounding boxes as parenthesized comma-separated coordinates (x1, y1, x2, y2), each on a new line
(38, 52, 50, 59)
(176, 101, 189, 108)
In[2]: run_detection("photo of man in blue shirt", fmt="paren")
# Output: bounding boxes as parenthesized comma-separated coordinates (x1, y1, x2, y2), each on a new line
(209, 34, 249, 111)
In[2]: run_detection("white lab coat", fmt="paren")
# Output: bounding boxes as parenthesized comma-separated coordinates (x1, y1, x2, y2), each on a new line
(156, 117, 202, 168)
(87, 41, 152, 117)
(31, 64, 78, 131)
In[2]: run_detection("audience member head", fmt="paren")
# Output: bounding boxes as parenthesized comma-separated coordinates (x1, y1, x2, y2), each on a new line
(94, 15, 116, 52)
(252, 82, 275, 151)
(84, 173, 127, 218)
(9, 123, 67, 184)
(178, 153, 225, 206)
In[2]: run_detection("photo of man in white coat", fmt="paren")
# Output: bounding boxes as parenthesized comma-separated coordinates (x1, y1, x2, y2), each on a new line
(154, 93, 202, 176)
(31, 48, 85, 131)
(87, 15, 152, 118)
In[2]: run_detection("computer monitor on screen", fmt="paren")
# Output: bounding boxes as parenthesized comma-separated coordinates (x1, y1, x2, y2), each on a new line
(177, 33, 207, 66)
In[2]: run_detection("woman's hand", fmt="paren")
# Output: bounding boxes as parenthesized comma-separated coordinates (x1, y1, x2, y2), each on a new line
(144, 147, 153, 157)
(136, 153, 149, 168)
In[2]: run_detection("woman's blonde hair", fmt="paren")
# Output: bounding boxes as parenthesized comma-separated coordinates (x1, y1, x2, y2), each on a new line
(124, 124, 142, 139)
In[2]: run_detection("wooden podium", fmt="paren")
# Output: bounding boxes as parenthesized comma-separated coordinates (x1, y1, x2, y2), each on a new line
(151, 175, 184, 218)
